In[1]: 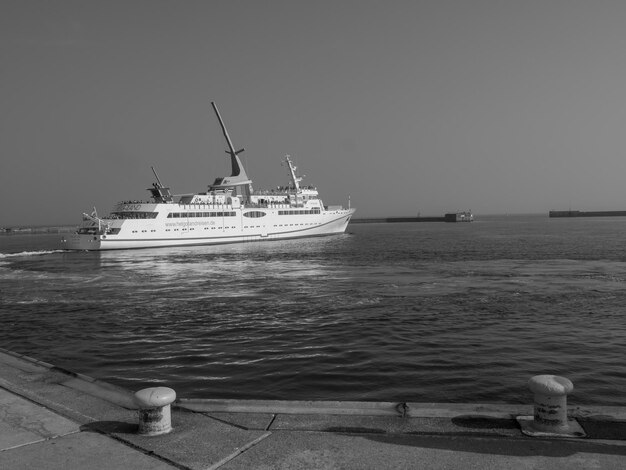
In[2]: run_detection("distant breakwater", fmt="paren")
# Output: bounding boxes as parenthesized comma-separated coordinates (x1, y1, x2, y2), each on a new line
(352, 217, 445, 224)
(352, 213, 472, 224)
(549, 210, 626, 218)
(0, 226, 75, 234)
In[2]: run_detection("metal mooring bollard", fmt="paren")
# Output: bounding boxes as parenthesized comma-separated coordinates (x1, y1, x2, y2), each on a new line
(134, 387, 177, 436)
(516, 375, 585, 437)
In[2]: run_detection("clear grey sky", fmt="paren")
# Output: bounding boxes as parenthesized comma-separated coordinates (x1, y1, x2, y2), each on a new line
(2, 0, 626, 226)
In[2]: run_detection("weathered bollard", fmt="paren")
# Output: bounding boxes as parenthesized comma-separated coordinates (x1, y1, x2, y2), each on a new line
(529, 375, 573, 431)
(134, 387, 177, 436)
(516, 375, 585, 437)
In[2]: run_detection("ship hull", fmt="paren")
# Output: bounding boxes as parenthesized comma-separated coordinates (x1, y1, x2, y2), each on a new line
(62, 210, 354, 251)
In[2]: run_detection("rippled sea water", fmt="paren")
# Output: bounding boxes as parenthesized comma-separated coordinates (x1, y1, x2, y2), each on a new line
(1, 214, 626, 405)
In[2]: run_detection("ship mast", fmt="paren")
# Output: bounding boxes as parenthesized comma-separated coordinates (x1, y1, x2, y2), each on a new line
(147, 166, 173, 203)
(211, 102, 249, 180)
(208, 102, 252, 199)
(283, 155, 302, 192)
(82, 210, 111, 233)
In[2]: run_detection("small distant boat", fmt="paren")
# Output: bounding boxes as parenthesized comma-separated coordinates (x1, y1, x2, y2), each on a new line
(62, 102, 355, 250)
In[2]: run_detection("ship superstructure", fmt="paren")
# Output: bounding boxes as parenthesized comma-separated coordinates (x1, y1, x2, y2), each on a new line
(62, 102, 354, 250)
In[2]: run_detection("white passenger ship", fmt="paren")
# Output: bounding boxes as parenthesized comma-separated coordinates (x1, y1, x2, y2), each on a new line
(62, 102, 355, 251)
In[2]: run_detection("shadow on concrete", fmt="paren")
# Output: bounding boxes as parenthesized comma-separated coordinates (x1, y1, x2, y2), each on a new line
(451, 415, 519, 430)
(360, 433, 626, 457)
(325, 426, 387, 434)
(578, 421, 626, 440)
(80, 421, 138, 435)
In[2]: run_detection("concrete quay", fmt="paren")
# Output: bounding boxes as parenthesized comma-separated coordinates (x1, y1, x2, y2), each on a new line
(1, 348, 625, 469)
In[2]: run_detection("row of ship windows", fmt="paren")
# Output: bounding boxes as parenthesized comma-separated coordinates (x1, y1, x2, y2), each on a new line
(129, 223, 320, 234)
(110, 209, 322, 220)
(278, 209, 321, 215)
(111, 212, 157, 219)
(167, 210, 321, 218)
(167, 211, 237, 218)
(162, 227, 239, 232)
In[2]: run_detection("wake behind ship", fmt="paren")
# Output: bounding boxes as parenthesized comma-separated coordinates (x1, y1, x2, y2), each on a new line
(62, 102, 355, 251)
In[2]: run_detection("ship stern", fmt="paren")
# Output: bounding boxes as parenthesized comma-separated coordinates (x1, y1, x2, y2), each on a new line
(61, 233, 102, 251)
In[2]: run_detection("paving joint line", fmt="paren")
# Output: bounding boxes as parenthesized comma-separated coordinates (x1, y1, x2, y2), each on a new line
(0, 431, 82, 453)
(265, 413, 277, 431)
(205, 431, 272, 470)
(97, 429, 192, 470)
(0, 378, 97, 424)
(199, 412, 250, 430)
